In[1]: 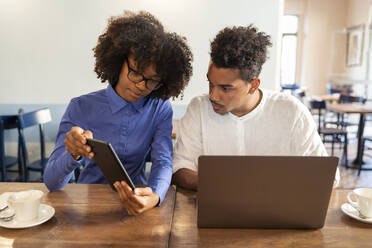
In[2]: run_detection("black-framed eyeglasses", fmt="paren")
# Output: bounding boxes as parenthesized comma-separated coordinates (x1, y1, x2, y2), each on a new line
(126, 58, 162, 91)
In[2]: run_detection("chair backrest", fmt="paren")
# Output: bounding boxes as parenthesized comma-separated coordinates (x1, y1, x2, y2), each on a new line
(295, 90, 306, 103)
(297, 91, 306, 98)
(17, 108, 52, 181)
(309, 99, 326, 111)
(2, 116, 19, 130)
(18, 108, 52, 129)
(328, 85, 353, 95)
(338, 94, 366, 104)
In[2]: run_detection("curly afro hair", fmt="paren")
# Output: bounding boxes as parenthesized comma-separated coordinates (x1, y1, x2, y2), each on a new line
(210, 25, 272, 83)
(93, 11, 193, 100)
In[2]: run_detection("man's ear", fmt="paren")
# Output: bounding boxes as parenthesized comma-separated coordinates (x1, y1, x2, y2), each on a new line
(248, 78, 261, 94)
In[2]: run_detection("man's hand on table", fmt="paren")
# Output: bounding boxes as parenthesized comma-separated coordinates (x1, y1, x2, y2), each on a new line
(114, 181, 160, 216)
(65, 126, 94, 160)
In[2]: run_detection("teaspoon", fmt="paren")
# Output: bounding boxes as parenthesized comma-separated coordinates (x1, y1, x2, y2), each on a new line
(0, 205, 8, 212)
(0, 208, 15, 221)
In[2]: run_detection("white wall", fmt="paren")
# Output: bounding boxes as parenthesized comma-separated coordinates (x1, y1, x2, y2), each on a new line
(0, 0, 282, 106)
(345, 0, 371, 81)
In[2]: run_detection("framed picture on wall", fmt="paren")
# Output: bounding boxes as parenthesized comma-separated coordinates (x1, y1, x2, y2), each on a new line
(346, 24, 364, 67)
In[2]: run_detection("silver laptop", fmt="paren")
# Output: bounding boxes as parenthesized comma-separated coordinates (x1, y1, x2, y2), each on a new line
(197, 155, 338, 229)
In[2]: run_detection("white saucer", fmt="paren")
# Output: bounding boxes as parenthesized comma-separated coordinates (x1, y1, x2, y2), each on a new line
(341, 203, 372, 224)
(0, 204, 55, 229)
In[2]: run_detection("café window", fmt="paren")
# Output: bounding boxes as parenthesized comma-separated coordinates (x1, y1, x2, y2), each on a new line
(281, 15, 299, 85)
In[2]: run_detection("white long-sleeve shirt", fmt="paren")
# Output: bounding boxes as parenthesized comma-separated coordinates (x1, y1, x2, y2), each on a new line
(173, 89, 340, 186)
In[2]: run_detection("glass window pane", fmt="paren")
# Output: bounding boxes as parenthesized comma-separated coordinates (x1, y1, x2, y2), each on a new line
(281, 35, 297, 84)
(282, 15, 298, 34)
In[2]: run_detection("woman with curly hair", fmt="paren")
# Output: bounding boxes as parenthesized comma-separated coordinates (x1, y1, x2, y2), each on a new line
(44, 11, 193, 215)
(172, 25, 339, 190)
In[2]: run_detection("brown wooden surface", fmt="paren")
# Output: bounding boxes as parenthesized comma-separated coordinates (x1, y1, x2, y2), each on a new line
(3, 184, 372, 247)
(312, 94, 340, 102)
(169, 188, 372, 248)
(327, 103, 372, 114)
(0, 183, 176, 248)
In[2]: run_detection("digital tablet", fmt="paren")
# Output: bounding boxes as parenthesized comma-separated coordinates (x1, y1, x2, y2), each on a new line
(86, 138, 135, 190)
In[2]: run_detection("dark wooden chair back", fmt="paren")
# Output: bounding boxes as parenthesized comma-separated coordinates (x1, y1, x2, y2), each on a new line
(338, 94, 366, 104)
(17, 108, 52, 181)
(0, 115, 20, 182)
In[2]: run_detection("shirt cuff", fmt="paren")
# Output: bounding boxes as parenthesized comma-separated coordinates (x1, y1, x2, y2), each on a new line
(63, 150, 84, 171)
(150, 186, 167, 205)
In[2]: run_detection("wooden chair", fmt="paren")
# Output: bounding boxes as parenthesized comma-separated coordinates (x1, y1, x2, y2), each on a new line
(17, 108, 52, 182)
(0, 115, 22, 182)
(310, 100, 348, 164)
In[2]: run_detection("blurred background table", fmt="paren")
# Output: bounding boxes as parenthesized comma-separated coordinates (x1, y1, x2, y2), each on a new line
(311, 93, 340, 102)
(327, 103, 372, 170)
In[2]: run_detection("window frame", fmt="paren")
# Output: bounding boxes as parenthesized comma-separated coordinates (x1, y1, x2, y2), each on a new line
(280, 14, 300, 85)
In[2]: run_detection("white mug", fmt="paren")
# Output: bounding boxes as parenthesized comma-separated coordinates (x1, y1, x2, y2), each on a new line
(347, 188, 372, 218)
(7, 190, 44, 222)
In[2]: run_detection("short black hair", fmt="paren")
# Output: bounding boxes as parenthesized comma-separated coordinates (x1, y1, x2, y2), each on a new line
(210, 25, 272, 82)
(93, 10, 193, 100)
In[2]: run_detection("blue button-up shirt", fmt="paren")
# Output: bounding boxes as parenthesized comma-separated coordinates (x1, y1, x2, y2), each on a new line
(44, 85, 173, 203)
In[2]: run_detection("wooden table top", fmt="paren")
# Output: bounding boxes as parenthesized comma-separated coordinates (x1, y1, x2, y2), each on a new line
(327, 103, 372, 114)
(312, 94, 340, 102)
(0, 183, 176, 248)
(170, 188, 372, 248)
(2, 184, 372, 248)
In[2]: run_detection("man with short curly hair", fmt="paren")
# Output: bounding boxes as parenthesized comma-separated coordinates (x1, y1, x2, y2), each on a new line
(172, 25, 339, 190)
(44, 11, 193, 215)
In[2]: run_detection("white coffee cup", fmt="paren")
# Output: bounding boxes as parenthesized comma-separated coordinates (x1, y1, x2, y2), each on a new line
(347, 188, 372, 218)
(7, 190, 44, 222)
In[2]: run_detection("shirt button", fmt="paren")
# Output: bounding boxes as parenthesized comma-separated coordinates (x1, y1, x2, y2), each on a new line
(122, 127, 127, 131)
